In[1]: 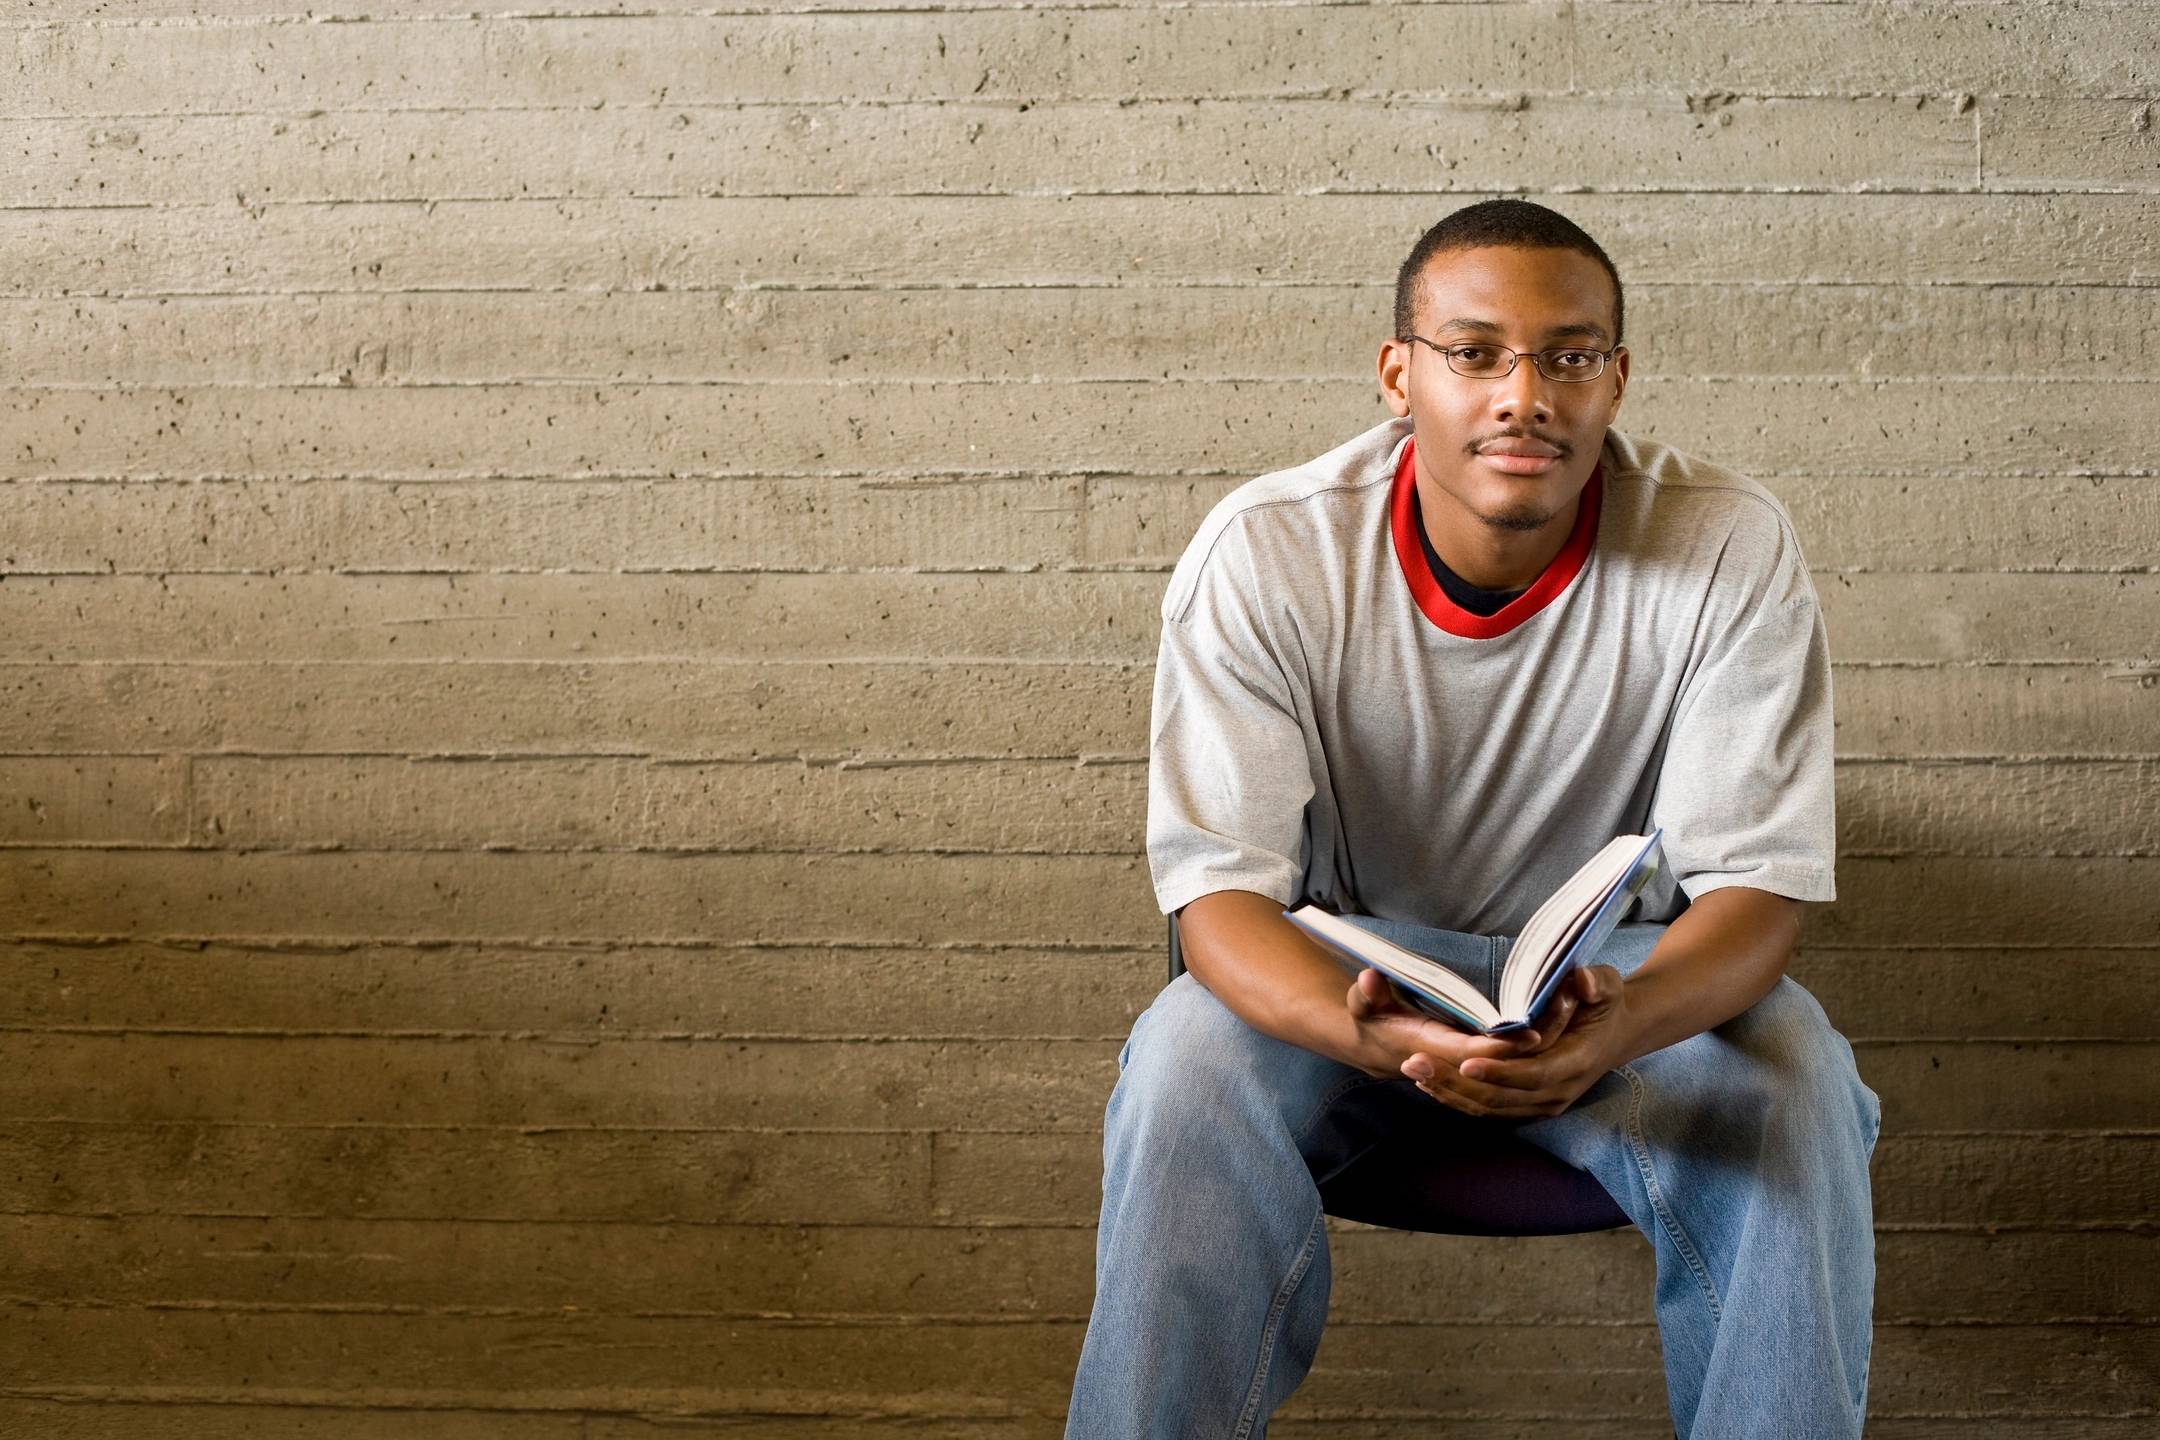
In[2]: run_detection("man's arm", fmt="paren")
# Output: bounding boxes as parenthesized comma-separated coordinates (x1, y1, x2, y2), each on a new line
(1410, 885, 1806, 1116)
(1602, 883, 1803, 1067)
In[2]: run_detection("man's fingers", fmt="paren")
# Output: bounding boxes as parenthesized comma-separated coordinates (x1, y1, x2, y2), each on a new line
(1407, 969, 1621, 1113)
(1512, 967, 1615, 1056)
(1345, 969, 1377, 1017)
(1407, 1049, 1556, 1104)
(1400, 1022, 1541, 1086)
(1415, 1026, 1533, 1063)
(1520, 994, 1577, 1054)
(1414, 1072, 1567, 1118)
(1347, 968, 1401, 1018)
(1460, 1052, 1556, 1091)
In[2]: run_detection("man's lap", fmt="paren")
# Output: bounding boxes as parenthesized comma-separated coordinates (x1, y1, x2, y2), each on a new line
(1126, 915, 1874, 1204)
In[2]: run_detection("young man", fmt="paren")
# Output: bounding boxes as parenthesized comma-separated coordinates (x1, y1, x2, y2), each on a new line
(1063, 200, 1882, 1438)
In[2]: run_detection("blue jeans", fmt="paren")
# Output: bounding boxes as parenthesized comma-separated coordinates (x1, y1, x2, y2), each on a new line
(1064, 918, 1882, 1438)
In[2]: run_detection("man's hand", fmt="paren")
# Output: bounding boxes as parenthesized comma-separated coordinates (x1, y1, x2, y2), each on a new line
(1179, 887, 1783, 1117)
(1344, 965, 1598, 1112)
(1389, 964, 1632, 1119)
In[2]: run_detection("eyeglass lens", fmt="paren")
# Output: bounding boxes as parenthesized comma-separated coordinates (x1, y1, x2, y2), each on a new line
(1446, 345, 1606, 382)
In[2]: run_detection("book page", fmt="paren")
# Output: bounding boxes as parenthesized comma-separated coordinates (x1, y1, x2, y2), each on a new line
(1284, 907, 1501, 1030)
(1497, 834, 1649, 1019)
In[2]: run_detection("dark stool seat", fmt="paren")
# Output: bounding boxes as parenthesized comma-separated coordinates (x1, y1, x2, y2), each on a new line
(1169, 915, 1629, 1237)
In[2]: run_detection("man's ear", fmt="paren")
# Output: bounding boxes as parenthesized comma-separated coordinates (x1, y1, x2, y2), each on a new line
(1604, 345, 1630, 421)
(1377, 339, 1412, 418)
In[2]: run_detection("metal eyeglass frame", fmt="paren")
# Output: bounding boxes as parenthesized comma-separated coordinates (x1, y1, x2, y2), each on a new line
(1401, 334, 1621, 383)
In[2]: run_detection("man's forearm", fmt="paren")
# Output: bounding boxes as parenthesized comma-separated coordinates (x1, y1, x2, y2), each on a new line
(1176, 883, 1804, 1084)
(1609, 884, 1804, 1066)
(1176, 889, 1381, 1073)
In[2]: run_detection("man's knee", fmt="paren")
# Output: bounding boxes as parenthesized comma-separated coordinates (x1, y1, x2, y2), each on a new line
(1108, 973, 1347, 1148)
(1119, 973, 1264, 1095)
(1724, 978, 1882, 1159)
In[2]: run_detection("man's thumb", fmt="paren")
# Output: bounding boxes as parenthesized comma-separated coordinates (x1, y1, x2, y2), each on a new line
(1350, 967, 1394, 1015)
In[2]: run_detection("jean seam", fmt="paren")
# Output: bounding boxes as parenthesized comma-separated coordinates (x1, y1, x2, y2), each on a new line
(1618, 1062, 1724, 1323)
(1233, 1203, 1326, 1440)
(1855, 1092, 1882, 1416)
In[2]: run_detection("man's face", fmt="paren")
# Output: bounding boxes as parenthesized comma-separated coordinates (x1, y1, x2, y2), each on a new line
(1379, 245, 1629, 536)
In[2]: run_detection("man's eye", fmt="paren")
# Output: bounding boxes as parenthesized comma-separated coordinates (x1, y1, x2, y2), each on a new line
(1451, 347, 1492, 362)
(1551, 351, 1597, 368)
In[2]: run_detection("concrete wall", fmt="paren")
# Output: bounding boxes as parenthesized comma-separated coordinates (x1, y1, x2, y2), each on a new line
(1, 1, 2155, 1434)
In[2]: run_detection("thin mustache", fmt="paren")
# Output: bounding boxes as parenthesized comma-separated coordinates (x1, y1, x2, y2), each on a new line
(1471, 435, 1568, 454)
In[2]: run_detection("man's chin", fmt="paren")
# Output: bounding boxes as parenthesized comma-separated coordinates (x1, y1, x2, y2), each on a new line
(1476, 502, 1559, 534)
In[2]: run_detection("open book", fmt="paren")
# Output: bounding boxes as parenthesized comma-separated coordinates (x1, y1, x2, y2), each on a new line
(1283, 829, 1665, 1036)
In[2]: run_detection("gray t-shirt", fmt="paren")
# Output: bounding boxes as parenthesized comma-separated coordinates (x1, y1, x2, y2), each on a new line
(1147, 415, 1836, 936)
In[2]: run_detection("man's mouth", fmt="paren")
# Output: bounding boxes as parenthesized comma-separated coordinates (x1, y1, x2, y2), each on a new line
(1475, 439, 1564, 476)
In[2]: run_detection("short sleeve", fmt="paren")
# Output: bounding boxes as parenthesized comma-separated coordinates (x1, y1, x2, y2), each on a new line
(1650, 523, 1838, 906)
(1145, 540, 1317, 915)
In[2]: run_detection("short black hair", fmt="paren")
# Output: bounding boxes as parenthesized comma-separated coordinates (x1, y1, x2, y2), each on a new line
(1392, 199, 1624, 349)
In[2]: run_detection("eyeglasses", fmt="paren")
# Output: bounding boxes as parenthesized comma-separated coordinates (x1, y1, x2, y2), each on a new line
(1402, 335, 1618, 383)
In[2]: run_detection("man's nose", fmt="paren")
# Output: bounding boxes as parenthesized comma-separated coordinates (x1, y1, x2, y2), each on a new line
(1491, 359, 1555, 424)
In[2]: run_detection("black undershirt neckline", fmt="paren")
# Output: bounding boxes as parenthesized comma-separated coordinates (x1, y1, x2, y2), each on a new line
(1410, 486, 1533, 618)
